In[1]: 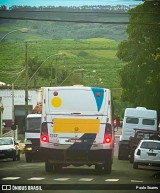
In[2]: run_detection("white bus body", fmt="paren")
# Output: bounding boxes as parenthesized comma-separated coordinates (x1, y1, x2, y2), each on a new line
(40, 86, 114, 174)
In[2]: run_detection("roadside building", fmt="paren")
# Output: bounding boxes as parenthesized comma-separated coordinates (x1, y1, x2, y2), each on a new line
(0, 89, 39, 134)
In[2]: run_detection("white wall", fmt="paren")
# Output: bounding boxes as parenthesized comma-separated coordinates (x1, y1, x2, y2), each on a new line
(0, 89, 39, 120)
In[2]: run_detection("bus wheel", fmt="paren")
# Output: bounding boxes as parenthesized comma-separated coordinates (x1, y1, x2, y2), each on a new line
(95, 164, 103, 174)
(25, 153, 32, 163)
(54, 164, 62, 172)
(104, 159, 112, 174)
(45, 161, 53, 172)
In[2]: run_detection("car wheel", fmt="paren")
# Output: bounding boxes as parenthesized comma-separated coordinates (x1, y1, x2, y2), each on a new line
(130, 153, 134, 164)
(13, 152, 17, 161)
(133, 162, 138, 169)
(17, 151, 20, 161)
(17, 153, 20, 161)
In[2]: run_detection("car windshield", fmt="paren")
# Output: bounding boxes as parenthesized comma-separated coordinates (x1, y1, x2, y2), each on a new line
(0, 138, 13, 145)
(140, 141, 160, 150)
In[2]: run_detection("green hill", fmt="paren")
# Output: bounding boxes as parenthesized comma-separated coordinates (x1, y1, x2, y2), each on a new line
(0, 37, 125, 99)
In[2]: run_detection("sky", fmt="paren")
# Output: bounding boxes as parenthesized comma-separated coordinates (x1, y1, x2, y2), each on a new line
(0, 0, 143, 8)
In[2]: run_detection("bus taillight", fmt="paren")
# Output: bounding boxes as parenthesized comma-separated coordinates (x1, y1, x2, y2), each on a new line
(40, 122, 49, 142)
(104, 135, 112, 143)
(40, 135, 48, 142)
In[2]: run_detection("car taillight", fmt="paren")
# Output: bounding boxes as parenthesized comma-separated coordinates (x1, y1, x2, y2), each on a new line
(104, 123, 112, 144)
(40, 122, 49, 143)
(137, 149, 141, 155)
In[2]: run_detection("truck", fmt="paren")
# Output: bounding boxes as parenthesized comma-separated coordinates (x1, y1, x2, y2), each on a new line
(118, 107, 157, 160)
(24, 104, 42, 162)
(40, 86, 114, 174)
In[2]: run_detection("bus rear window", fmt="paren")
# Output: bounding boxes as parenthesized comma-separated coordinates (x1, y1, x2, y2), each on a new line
(126, 117, 139, 124)
(142, 119, 155, 126)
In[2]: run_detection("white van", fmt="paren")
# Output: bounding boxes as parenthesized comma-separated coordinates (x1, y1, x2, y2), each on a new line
(118, 107, 157, 160)
(121, 107, 157, 141)
(40, 86, 114, 174)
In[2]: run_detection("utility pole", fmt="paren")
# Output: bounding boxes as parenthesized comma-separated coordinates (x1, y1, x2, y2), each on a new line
(55, 56, 58, 86)
(25, 42, 28, 128)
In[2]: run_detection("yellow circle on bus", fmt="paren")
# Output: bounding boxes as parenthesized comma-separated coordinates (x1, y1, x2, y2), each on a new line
(51, 97, 62, 108)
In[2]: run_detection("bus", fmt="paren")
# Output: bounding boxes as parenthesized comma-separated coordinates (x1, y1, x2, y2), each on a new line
(40, 86, 114, 174)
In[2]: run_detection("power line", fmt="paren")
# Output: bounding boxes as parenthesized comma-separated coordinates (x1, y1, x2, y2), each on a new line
(0, 9, 160, 15)
(0, 16, 159, 25)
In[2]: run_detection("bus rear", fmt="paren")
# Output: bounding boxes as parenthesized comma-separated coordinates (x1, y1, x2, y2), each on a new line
(40, 86, 114, 173)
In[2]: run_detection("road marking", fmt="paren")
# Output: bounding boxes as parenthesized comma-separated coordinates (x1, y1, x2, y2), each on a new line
(105, 179, 119, 182)
(2, 177, 20, 180)
(79, 178, 93, 181)
(53, 178, 70, 181)
(27, 177, 45, 180)
(131, 180, 143, 183)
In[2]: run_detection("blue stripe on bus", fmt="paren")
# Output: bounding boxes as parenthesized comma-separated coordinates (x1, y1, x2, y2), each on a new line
(68, 134, 96, 150)
(91, 87, 104, 111)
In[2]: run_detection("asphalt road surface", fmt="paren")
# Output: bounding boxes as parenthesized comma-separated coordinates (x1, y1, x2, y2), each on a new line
(0, 135, 159, 193)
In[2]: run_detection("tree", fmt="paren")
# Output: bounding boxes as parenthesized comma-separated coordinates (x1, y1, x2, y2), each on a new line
(117, 1, 160, 122)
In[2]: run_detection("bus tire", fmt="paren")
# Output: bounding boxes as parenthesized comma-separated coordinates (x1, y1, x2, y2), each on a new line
(104, 158, 112, 174)
(45, 161, 53, 172)
(95, 164, 103, 174)
(25, 153, 32, 163)
(54, 164, 62, 172)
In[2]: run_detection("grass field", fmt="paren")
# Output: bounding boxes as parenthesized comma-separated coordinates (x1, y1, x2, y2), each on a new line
(0, 37, 125, 100)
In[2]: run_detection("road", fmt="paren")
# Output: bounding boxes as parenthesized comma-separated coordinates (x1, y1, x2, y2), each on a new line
(0, 135, 159, 193)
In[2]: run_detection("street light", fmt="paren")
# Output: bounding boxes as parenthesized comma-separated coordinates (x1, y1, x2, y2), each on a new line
(0, 28, 28, 42)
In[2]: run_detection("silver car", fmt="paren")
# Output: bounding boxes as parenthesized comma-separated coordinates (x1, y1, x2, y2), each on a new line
(133, 139, 160, 169)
